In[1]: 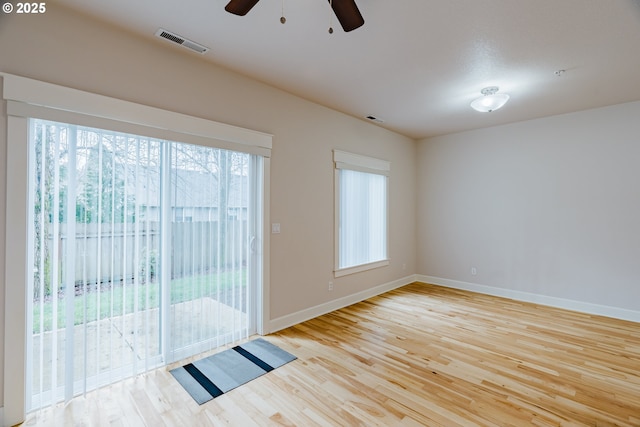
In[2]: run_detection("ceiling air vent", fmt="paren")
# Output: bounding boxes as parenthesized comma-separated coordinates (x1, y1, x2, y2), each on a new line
(155, 29, 209, 54)
(365, 115, 385, 124)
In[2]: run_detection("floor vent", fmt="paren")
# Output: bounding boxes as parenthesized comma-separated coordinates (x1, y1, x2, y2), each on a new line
(155, 29, 209, 54)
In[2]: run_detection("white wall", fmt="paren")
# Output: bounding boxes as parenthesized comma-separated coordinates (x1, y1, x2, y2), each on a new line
(417, 102, 640, 314)
(0, 5, 417, 411)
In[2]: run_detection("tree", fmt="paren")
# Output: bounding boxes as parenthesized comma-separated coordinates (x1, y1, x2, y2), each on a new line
(76, 136, 132, 224)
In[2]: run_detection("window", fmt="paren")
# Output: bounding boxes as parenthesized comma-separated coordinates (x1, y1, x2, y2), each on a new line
(334, 150, 389, 277)
(2, 73, 272, 425)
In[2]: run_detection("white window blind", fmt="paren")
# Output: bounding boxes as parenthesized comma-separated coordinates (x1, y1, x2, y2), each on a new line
(334, 150, 390, 277)
(28, 121, 164, 408)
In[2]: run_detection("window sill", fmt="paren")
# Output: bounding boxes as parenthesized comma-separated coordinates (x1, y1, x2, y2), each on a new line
(334, 259, 390, 278)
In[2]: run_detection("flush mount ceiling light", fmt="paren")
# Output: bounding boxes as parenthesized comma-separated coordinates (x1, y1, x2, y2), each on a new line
(470, 86, 510, 112)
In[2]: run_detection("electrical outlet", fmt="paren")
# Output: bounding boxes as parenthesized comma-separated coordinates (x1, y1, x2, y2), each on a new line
(328, 281, 334, 291)
(471, 267, 477, 276)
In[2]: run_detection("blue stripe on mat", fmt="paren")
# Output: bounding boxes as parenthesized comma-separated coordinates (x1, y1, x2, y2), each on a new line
(195, 348, 266, 392)
(233, 346, 274, 372)
(183, 363, 224, 398)
(170, 338, 296, 405)
(240, 338, 297, 368)
(170, 366, 213, 404)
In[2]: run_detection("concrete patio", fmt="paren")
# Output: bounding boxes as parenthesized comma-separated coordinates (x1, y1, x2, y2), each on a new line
(29, 296, 247, 407)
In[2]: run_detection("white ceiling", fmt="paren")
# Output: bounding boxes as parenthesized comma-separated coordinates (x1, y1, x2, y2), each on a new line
(57, 0, 640, 139)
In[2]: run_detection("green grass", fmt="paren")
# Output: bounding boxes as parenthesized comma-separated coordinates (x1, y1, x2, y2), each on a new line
(31, 269, 247, 333)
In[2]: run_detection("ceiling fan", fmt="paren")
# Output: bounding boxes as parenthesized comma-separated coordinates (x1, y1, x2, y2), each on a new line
(224, 0, 365, 32)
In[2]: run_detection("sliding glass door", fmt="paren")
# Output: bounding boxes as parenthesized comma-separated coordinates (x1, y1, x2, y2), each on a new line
(27, 118, 260, 410)
(165, 142, 257, 361)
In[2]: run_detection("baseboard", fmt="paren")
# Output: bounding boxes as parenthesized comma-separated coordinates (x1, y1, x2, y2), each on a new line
(267, 274, 417, 333)
(417, 275, 640, 323)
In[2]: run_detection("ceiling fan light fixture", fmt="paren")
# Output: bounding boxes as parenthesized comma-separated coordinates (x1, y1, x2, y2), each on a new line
(470, 86, 510, 112)
(225, 0, 364, 32)
(225, 0, 260, 16)
(280, 0, 286, 24)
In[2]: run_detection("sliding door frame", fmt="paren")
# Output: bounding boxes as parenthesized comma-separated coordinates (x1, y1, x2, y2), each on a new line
(4, 113, 30, 426)
(2, 73, 272, 426)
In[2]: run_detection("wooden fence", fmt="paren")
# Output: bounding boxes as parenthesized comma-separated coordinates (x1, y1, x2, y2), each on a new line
(50, 220, 248, 286)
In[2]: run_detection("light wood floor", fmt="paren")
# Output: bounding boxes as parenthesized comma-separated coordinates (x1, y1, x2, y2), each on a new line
(21, 282, 640, 426)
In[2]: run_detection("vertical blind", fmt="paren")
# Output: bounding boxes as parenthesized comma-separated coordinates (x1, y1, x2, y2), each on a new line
(338, 169, 388, 269)
(28, 118, 255, 410)
(166, 142, 253, 362)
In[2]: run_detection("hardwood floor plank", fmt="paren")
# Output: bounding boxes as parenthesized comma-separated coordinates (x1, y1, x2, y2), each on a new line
(21, 282, 640, 426)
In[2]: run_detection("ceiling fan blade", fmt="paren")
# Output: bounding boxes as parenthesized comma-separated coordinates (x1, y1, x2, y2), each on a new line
(225, 0, 260, 16)
(328, 0, 365, 32)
